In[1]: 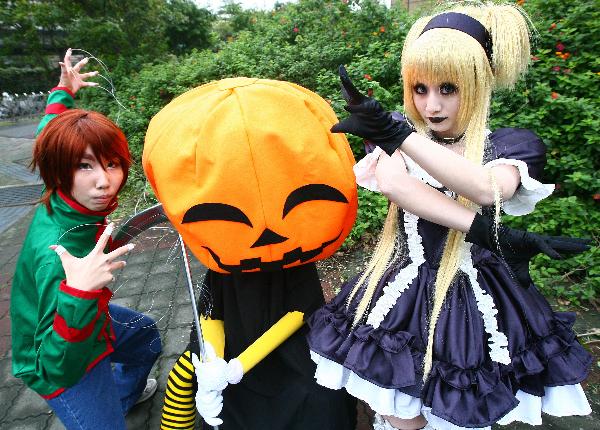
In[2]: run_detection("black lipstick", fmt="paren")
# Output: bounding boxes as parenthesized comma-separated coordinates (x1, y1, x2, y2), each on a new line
(428, 117, 447, 124)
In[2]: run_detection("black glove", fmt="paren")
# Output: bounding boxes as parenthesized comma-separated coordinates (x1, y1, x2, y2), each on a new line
(330, 65, 414, 156)
(465, 211, 591, 288)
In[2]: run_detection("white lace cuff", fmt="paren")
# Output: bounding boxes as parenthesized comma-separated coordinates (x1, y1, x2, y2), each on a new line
(485, 158, 554, 216)
(226, 358, 243, 384)
(353, 147, 384, 192)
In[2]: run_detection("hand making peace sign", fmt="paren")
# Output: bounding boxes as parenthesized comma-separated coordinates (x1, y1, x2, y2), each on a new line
(50, 223, 134, 292)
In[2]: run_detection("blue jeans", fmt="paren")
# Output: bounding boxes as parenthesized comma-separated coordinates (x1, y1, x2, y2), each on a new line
(46, 304, 162, 430)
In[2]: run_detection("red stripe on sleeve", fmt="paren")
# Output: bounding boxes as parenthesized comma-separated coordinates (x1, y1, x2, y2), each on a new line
(54, 283, 113, 342)
(59, 280, 105, 300)
(50, 87, 76, 98)
(53, 312, 99, 342)
(45, 103, 68, 115)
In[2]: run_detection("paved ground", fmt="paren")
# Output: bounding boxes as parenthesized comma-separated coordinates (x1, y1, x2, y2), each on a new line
(0, 119, 598, 429)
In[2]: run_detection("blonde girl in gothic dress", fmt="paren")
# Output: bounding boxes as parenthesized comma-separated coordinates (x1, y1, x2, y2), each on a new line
(307, 3, 592, 429)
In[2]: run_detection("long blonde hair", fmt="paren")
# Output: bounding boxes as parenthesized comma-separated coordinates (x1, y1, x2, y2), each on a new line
(346, 2, 532, 379)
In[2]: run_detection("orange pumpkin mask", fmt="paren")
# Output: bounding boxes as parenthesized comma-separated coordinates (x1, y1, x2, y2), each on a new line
(143, 78, 357, 273)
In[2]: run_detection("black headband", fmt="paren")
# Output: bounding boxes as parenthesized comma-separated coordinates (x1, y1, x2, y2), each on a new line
(420, 12, 493, 65)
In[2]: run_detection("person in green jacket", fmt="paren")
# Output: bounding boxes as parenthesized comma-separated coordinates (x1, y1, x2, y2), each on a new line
(10, 49, 161, 429)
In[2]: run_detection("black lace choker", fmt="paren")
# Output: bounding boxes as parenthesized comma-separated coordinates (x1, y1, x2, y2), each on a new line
(430, 132, 464, 145)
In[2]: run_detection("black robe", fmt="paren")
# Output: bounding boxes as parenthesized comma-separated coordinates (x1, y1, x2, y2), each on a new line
(189, 263, 357, 430)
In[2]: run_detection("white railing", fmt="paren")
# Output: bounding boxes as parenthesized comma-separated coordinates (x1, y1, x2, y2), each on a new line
(0, 91, 48, 120)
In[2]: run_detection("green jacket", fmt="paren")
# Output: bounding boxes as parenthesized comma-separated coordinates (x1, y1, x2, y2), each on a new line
(11, 88, 115, 398)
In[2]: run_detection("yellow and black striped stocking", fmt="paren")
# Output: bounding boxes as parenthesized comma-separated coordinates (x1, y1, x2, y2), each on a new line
(160, 350, 197, 429)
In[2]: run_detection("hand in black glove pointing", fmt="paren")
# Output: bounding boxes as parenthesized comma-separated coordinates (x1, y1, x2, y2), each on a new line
(331, 65, 414, 156)
(465, 212, 591, 288)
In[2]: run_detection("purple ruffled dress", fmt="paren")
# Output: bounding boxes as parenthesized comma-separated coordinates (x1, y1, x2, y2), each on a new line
(307, 128, 592, 430)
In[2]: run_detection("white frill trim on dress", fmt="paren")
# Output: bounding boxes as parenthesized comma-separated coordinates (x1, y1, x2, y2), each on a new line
(496, 385, 592, 426)
(485, 158, 554, 216)
(310, 351, 423, 419)
(366, 211, 423, 329)
(310, 351, 592, 430)
(311, 351, 591, 429)
(353, 150, 434, 329)
(458, 242, 511, 365)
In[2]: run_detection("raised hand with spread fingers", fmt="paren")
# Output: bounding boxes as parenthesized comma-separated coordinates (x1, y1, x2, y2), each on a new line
(57, 48, 99, 95)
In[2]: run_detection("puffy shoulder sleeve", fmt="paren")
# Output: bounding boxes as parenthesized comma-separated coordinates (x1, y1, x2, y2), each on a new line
(485, 128, 554, 216)
(353, 146, 383, 192)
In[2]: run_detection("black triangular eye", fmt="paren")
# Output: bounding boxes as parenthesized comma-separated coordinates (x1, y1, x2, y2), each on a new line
(182, 203, 252, 226)
(283, 184, 348, 218)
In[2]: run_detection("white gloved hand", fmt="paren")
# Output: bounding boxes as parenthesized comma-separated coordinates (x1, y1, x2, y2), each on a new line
(191, 343, 244, 426)
(191, 343, 229, 392)
(195, 387, 223, 426)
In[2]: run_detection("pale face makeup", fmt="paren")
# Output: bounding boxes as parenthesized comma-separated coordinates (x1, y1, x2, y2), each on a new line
(70, 146, 124, 212)
(412, 80, 461, 139)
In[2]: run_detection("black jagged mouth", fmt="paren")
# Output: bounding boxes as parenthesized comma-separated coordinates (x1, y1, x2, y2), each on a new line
(202, 231, 343, 273)
(428, 117, 447, 124)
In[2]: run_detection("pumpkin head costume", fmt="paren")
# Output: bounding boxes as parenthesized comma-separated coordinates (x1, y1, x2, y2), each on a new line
(146, 78, 358, 429)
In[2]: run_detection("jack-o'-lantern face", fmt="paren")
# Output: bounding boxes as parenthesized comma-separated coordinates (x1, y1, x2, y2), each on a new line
(144, 78, 357, 273)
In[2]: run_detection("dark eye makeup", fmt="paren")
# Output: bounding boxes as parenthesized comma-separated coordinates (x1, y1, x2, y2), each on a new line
(413, 83, 427, 95)
(440, 82, 458, 95)
(413, 82, 458, 96)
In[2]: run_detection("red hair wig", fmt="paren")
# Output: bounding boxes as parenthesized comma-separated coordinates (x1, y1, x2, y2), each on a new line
(32, 109, 131, 211)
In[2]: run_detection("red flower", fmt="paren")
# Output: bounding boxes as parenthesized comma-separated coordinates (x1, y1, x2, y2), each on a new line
(556, 42, 565, 51)
(593, 193, 600, 201)
(531, 55, 540, 61)
(552, 66, 561, 72)
(516, 0, 525, 5)
(367, 89, 374, 97)
(293, 27, 299, 33)
(551, 92, 559, 99)
(364, 74, 372, 81)
(549, 23, 557, 30)
(562, 52, 571, 60)
(380, 26, 386, 33)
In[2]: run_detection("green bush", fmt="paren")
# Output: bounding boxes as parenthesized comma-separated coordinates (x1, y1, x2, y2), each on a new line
(81, 0, 597, 304)
(490, 0, 600, 305)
